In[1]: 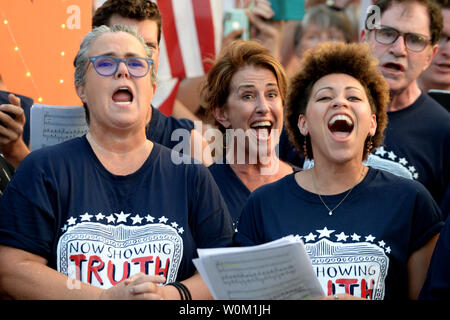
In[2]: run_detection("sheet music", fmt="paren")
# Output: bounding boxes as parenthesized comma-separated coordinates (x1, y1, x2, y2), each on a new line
(193, 236, 324, 300)
(30, 104, 89, 151)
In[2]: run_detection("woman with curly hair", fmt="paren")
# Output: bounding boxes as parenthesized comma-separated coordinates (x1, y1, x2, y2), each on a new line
(234, 42, 443, 300)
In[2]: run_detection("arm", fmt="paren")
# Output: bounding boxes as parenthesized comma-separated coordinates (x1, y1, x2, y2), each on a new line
(0, 94, 30, 168)
(0, 245, 166, 300)
(407, 233, 440, 300)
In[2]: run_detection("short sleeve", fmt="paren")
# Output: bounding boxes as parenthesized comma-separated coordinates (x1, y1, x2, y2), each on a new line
(0, 153, 57, 259)
(188, 164, 234, 248)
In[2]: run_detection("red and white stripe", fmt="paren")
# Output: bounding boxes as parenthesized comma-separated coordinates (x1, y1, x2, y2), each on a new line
(154, 0, 222, 114)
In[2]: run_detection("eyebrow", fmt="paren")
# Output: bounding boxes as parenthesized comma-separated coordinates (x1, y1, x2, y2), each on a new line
(95, 51, 143, 58)
(236, 82, 278, 91)
(314, 86, 363, 97)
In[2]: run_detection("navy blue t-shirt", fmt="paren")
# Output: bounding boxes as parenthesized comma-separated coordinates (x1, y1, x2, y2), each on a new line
(146, 106, 195, 150)
(235, 168, 443, 300)
(208, 162, 251, 228)
(0, 136, 233, 289)
(370, 93, 450, 218)
(420, 214, 450, 300)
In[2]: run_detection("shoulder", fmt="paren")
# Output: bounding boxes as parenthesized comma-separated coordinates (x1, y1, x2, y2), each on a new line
(371, 168, 433, 197)
(250, 173, 294, 200)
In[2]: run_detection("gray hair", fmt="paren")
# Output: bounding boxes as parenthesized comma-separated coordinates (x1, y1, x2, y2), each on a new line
(74, 24, 156, 86)
(300, 4, 354, 43)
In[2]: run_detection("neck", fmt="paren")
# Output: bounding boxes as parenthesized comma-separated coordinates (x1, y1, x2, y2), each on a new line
(229, 156, 292, 192)
(87, 130, 152, 175)
(311, 161, 367, 195)
(387, 81, 422, 112)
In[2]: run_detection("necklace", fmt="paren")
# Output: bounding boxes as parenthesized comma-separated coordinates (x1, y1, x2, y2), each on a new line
(312, 167, 366, 216)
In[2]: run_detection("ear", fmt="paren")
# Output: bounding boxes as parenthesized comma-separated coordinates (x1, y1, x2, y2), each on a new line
(423, 44, 438, 71)
(212, 106, 231, 129)
(369, 113, 377, 137)
(297, 114, 308, 136)
(76, 84, 87, 104)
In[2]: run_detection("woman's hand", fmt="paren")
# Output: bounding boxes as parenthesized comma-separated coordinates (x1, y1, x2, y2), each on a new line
(99, 273, 166, 300)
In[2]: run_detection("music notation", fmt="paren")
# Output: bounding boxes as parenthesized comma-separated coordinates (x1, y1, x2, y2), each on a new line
(30, 104, 89, 152)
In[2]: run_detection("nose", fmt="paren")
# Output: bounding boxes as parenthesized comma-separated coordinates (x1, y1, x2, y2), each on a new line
(331, 94, 348, 108)
(255, 96, 270, 114)
(389, 35, 407, 56)
(115, 60, 130, 79)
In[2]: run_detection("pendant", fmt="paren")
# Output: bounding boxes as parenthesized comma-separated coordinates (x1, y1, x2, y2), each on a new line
(329, 211, 333, 216)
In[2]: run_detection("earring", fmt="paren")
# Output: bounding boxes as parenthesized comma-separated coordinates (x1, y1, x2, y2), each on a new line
(303, 136, 309, 159)
(366, 136, 373, 154)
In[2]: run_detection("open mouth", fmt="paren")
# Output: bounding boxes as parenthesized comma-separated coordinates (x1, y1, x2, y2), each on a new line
(436, 62, 450, 71)
(328, 114, 354, 137)
(382, 62, 405, 72)
(112, 87, 133, 105)
(250, 121, 273, 140)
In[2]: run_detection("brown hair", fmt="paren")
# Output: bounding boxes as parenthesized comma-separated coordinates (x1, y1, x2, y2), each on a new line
(201, 40, 288, 133)
(92, 0, 162, 44)
(365, 0, 443, 44)
(285, 42, 390, 161)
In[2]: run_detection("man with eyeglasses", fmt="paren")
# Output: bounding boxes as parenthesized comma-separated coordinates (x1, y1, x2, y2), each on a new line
(361, 0, 450, 219)
(418, 0, 450, 95)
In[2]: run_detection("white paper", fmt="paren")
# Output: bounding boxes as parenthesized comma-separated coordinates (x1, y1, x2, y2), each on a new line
(193, 236, 324, 300)
(30, 104, 89, 151)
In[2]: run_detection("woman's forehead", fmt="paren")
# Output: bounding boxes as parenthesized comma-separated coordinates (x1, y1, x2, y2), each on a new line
(89, 32, 146, 57)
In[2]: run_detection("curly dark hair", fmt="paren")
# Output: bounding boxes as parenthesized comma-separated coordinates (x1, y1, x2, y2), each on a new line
(92, 0, 162, 44)
(285, 42, 390, 161)
(365, 0, 443, 44)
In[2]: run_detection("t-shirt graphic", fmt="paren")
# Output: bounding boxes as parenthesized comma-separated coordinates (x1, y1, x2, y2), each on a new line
(300, 227, 389, 300)
(57, 211, 183, 289)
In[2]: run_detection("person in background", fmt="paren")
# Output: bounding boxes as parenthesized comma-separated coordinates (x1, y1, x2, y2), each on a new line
(420, 214, 450, 300)
(202, 40, 295, 228)
(235, 42, 443, 300)
(417, 0, 450, 94)
(0, 25, 233, 299)
(361, 0, 449, 218)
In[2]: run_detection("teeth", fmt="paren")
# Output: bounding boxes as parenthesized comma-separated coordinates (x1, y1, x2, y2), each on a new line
(251, 121, 272, 128)
(115, 101, 131, 105)
(329, 115, 353, 126)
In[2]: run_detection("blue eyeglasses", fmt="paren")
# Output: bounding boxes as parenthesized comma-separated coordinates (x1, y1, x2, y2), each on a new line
(89, 55, 154, 78)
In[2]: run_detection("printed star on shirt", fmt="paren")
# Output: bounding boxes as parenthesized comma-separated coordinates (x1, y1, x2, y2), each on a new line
(378, 240, 386, 247)
(145, 215, 155, 223)
(365, 234, 376, 242)
(316, 227, 335, 239)
(67, 216, 77, 226)
(413, 173, 419, 179)
(375, 146, 387, 157)
(106, 214, 116, 223)
(385, 246, 391, 254)
(178, 227, 184, 234)
(115, 211, 130, 223)
(95, 213, 105, 221)
(399, 158, 408, 166)
(335, 232, 349, 242)
(159, 216, 168, 223)
(304, 232, 317, 242)
(387, 151, 397, 161)
(408, 166, 416, 173)
(171, 222, 179, 228)
(351, 233, 361, 241)
(61, 224, 67, 232)
(80, 212, 93, 222)
(131, 214, 143, 225)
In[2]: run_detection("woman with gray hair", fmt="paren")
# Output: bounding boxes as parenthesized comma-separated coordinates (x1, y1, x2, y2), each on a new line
(0, 25, 233, 299)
